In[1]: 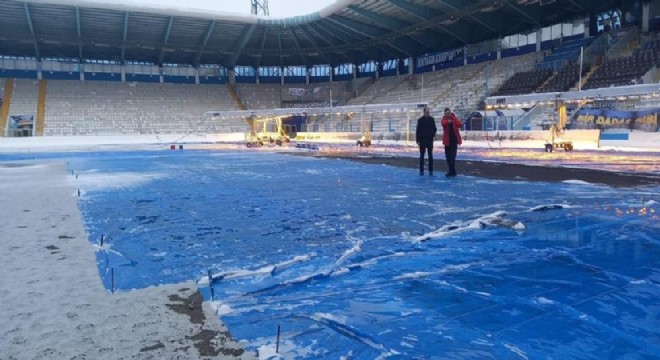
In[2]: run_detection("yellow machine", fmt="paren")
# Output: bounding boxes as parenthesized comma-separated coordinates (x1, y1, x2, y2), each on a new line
(356, 112, 372, 147)
(544, 102, 573, 152)
(245, 115, 290, 148)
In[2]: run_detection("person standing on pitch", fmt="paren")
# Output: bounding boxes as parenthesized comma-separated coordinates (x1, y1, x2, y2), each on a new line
(416, 107, 437, 176)
(441, 107, 462, 177)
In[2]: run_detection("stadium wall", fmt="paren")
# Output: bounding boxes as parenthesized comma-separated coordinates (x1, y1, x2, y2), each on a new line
(85, 72, 121, 82)
(125, 74, 160, 83)
(0, 70, 38, 79)
(199, 76, 226, 84)
(163, 75, 196, 84)
(41, 71, 80, 81)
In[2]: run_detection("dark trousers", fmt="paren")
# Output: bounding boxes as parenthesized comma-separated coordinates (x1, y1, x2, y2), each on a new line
(419, 145, 433, 174)
(445, 144, 457, 175)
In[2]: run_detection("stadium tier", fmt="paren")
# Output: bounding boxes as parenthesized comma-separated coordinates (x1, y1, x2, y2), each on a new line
(42, 81, 240, 136)
(7, 79, 39, 119)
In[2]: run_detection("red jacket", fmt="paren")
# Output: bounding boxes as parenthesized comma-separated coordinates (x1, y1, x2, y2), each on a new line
(441, 113, 463, 146)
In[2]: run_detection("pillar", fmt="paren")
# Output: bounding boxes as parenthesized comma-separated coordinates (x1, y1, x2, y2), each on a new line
(228, 68, 236, 85)
(584, 17, 590, 38)
(642, 2, 650, 33)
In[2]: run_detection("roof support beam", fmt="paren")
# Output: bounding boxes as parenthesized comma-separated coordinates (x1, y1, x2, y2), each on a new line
(436, 26, 469, 45)
(503, 0, 541, 27)
(255, 25, 269, 68)
(387, 0, 433, 21)
(23, 3, 40, 60)
(121, 12, 129, 63)
(348, 5, 435, 49)
(75, 7, 83, 61)
(409, 31, 439, 49)
(326, 16, 414, 57)
(296, 26, 332, 65)
(289, 28, 308, 67)
(437, 0, 497, 33)
(289, 27, 309, 68)
(316, 21, 389, 61)
(157, 16, 174, 65)
(194, 20, 216, 66)
(277, 26, 283, 68)
(566, 0, 585, 12)
(348, 5, 409, 30)
(311, 21, 356, 45)
(325, 17, 381, 39)
(306, 23, 357, 64)
(388, 0, 468, 50)
(227, 23, 256, 67)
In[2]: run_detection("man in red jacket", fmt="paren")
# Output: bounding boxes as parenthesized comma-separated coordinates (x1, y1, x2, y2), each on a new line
(441, 108, 462, 177)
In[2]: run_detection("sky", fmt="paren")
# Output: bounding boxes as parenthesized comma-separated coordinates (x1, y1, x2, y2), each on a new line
(92, 0, 338, 17)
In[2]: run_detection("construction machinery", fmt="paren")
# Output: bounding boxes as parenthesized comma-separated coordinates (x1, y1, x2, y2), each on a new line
(544, 101, 573, 152)
(245, 115, 290, 148)
(356, 112, 372, 147)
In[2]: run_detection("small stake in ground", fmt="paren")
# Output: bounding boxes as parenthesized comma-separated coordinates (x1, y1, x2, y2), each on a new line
(111, 267, 115, 294)
(276, 324, 281, 353)
(207, 269, 215, 300)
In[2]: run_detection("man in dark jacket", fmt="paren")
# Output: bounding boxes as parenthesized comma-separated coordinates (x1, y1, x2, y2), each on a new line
(441, 108, 463, 177)
(416, 107, 437, 176)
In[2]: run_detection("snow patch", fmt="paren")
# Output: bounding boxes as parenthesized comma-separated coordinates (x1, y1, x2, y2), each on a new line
(529, 203, 572, 211)
(562, 179, 593, 185)
(503, 343, 529, 360)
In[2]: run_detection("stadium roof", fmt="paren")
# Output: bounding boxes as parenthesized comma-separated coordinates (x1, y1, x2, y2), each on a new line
(0, 0, 621, 68)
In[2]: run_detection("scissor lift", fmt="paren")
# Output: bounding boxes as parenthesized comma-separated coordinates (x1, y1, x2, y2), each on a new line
(544, 102, 573, 152)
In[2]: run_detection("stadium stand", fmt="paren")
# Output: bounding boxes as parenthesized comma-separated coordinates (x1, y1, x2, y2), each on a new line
(8, 79, 39, 118)
(279, 83, 353, 107)
(536, 62, 590, 93)
(538, 37, 595, 71)
(347, 52, 542, 118)
(235, 83, 281, 110)
(492, 68, 554, 96)
(606, 26, 641, 59)
(236, 83, 353, 110)
(581, 30, 660, 90)
(635, 30, 660, 65)
(43, 81, 240, 136)
(347, 76, 408, 106)
(582, 54, 656, 89)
